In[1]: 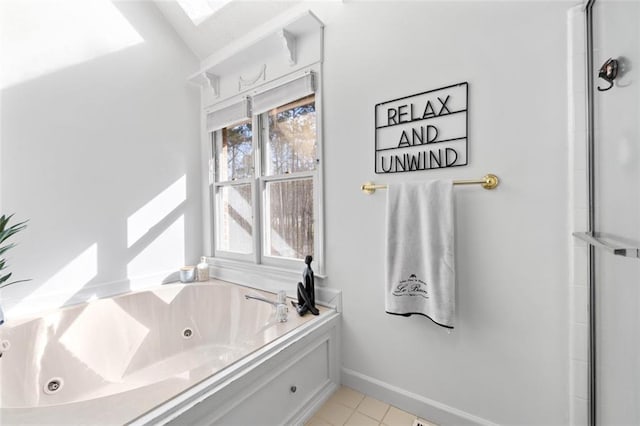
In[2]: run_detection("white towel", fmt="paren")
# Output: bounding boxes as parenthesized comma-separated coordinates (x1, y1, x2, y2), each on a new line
(385, 180, 455, 328)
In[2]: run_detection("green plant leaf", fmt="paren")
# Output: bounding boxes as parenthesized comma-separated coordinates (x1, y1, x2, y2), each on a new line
(0, 214, 14, 233)
(0, 220, 28, 245)
(0, 213, 29, 287)
(0, 243, 16, 258)
(0, 277, 30, 289)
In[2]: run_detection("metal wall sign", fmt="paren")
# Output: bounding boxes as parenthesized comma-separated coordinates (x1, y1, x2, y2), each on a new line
(374, 82, 468, 174)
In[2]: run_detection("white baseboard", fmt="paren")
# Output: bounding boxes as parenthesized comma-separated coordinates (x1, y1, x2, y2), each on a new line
(341, 367, 497, 426)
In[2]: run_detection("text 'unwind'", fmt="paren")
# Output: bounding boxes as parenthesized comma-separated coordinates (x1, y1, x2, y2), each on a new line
(374, 83, 468, 174)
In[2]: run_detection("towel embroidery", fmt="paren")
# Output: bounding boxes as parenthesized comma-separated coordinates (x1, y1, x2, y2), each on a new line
(392, 274, 429, 299)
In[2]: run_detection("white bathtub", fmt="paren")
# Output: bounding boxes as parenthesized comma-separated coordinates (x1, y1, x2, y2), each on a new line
(0, 279, 340, 425)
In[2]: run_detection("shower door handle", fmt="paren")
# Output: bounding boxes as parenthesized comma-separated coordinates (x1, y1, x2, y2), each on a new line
(573, 232, 640, 259)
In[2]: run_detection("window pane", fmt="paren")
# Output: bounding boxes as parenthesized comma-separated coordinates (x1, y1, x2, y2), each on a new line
(215, 119, 253, 181)
(265, 95, 316, 176)
(216, 184, 252, 254)
(265, 178, 313, 260)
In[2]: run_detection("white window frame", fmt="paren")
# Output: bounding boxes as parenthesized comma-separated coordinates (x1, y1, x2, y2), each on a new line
(205, 66, 325, 279)
(210, 114, 258, 264)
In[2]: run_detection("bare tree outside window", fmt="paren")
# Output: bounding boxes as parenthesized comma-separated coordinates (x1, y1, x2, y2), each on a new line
(212, 92, 318, 264)
(266, 95, 316, 175)
(217, 119, 252, 181)
(216, 184, 252, 253)
(265, 96, 316, 260)
(215, 120, 253, 254)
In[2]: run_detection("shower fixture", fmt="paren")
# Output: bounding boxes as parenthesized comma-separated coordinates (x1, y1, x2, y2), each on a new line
(597, 58, 618, 91)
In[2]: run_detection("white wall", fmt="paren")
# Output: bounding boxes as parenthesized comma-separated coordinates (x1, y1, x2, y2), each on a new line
(0, 1, 201, 315)
(312, 1, 572, 424)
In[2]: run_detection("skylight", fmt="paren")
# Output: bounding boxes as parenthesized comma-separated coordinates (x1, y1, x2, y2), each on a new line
(176, 0, 234, 25)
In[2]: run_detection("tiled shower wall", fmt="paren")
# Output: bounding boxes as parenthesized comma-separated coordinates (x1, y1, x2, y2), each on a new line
(568, 5, 589, 426)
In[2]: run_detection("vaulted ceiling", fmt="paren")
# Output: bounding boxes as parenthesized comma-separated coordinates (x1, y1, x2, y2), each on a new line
(153, 1, 305, 60)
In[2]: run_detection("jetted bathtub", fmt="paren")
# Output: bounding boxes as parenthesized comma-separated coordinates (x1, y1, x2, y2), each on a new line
(0, 279, 340, 425)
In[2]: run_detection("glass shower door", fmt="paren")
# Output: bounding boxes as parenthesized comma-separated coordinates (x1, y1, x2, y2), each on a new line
(591, 1, 640, 424)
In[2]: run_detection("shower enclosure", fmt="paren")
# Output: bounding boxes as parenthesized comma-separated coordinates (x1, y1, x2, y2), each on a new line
(579, 0, 640, 424)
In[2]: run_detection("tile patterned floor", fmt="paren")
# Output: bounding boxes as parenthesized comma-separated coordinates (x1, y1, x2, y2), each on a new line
(305, 386, 438, 426)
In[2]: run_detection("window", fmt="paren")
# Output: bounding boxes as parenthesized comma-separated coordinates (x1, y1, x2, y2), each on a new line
(207, 71, 322, 272)
(176, 0, 233, 25)
(263, 95, 316, 260)
(214, 119, 253, 255)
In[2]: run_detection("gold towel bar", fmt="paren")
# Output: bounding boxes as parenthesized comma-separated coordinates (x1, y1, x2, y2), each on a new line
(360, 173, 500, 195)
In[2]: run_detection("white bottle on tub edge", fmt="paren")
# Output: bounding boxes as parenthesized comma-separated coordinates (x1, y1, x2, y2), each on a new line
(197, 257, 209, 281)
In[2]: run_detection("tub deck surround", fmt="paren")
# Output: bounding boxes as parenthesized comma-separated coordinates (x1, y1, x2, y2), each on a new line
(0, 279, 339, 425)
